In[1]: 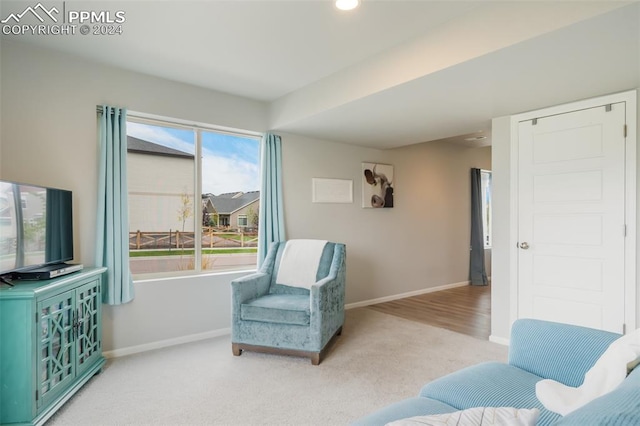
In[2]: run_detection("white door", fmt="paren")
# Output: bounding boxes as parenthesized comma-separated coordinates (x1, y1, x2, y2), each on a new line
(517, 102, 626, 333)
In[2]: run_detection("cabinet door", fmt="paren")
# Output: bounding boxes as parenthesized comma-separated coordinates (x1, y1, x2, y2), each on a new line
(76, 279, 102, 377)
(37, 290, 76, 408)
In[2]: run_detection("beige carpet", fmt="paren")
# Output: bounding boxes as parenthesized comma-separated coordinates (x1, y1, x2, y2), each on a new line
(48, 308, 508, 425)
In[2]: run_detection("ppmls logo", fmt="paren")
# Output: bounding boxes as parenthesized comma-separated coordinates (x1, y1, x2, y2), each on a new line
(2, 2, 126, 36)
(1, 2, 59, 24)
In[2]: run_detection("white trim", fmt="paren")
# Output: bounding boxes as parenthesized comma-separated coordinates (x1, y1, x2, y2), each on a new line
(624, 91, 637, 333)
(125, 113, 261, 279)
(133, 268, 256, 284)
(489, 335, 510, 346)
(509, 114, 520, 335)
(195, 128, 203, 271)
(103, 328, 231, 359)
(345, 281, 470, 310)
(127, 111, 262, 140)
(508, 89, 637, 333)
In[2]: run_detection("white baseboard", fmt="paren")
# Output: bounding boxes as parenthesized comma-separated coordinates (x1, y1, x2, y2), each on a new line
(345, 281, 470, 310)
(104, 328, 231, 359)
(489, 335, 510, 346)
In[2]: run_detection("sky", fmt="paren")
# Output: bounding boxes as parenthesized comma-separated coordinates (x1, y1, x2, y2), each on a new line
(127, 121, 260, 195)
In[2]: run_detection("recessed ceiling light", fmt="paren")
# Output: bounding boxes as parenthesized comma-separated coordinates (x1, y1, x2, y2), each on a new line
(336, 0, 360, 11)
(464, 136, 488, 141)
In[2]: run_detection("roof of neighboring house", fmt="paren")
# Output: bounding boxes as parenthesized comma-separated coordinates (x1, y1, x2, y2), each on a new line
(201, 197, 214, 210)
(205, 191, 259, 215)
(127, 136, 194, 159)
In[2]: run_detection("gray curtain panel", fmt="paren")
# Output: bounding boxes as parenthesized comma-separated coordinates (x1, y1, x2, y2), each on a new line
(470, 168, 488, 286)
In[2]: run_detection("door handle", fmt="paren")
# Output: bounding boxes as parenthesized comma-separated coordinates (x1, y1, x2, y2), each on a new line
(519, 242, 530, 250)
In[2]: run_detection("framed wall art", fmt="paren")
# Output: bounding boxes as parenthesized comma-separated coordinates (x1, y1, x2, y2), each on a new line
(362, 162, 394, 208)
(312, 178, 353, 203)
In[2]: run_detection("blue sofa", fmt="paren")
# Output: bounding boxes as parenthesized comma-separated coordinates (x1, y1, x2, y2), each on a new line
(353, 319, 640, 425)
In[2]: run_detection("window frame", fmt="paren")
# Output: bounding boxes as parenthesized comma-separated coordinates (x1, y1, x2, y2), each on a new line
(126, 112, 262, 280)
(237, 214, 248, 228)
(480, 169, 492, 249)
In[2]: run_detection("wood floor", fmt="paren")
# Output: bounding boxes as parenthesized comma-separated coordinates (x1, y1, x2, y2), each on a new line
(367, 284, 491, 339)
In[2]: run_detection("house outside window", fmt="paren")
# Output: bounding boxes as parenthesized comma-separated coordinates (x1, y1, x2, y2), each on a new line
(238, 214, 248, 228)
(480, 170, 492, 249)
(126, 115, 261, 278)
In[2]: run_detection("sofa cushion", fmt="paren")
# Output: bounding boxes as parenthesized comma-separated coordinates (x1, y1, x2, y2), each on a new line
(350, 397, 457, 426)
(509, 319, 620, 387)
(419, 362, 561, 426)
(536, 327, 640, 417)
(387, 407, 540, 426)
(554, 366, 640, 425)
(240, 294, 310, 326)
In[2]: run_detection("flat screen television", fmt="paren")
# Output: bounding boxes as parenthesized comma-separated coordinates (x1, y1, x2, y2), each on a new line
(0, 180, 74, 279)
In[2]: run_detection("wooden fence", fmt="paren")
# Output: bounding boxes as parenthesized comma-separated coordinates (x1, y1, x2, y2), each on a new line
(129, 228, 258, 250)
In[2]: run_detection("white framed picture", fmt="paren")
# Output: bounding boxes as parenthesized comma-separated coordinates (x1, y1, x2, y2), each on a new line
(362, 162, 394, 208)
(312, 178, 353, 203)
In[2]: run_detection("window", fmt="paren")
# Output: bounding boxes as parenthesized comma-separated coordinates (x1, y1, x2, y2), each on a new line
(126, 115, 261, 277)
(480, 170, 492, 248)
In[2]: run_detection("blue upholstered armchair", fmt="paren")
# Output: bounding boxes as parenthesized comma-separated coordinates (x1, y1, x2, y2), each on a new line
(231, 239, 346, 365)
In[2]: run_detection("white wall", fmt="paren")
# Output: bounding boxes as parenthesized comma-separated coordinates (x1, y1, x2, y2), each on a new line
(490, 116, 513, 341)
(281, 132, 491, 305)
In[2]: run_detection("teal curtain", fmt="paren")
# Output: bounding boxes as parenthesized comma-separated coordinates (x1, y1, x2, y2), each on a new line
(96, 106, 134, 304)
(257, 133, 286, 267)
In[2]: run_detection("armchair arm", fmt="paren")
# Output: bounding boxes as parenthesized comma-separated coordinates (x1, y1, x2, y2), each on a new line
(231, 272, 271, 304)
(311, 243, 346, 311)
(508, 319, 620, 387)
(310, 244, 346, 343)
(311, 274, 344, 314)
(230, 240, 280, 308)
(230, 272, 271, 328)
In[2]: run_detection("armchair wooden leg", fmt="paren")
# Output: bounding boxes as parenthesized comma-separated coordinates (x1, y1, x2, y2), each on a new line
(311, 353, 321, 366)
(232, 343, 242, 356)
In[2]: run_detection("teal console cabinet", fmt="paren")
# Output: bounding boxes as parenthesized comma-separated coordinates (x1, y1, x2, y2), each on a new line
(0, 267, 107, 425)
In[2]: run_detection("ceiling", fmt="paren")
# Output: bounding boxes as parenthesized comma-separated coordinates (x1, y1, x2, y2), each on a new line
(2, 1, 639, 149)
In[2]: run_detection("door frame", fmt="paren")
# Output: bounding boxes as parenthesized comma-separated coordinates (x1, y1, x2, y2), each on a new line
(508, 90, 637, 333)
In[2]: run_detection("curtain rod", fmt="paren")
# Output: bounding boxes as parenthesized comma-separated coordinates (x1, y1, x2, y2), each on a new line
(96, 106, 122, 114)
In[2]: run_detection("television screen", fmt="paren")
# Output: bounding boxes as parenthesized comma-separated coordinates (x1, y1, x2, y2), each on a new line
(0, 180, 73, 276)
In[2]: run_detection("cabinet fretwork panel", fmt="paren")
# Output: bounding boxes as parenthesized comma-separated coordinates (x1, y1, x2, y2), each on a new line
(0, 268, 107, 426)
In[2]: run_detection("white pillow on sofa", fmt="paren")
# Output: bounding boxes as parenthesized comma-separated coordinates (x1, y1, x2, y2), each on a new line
(386, 407, 540, 426)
